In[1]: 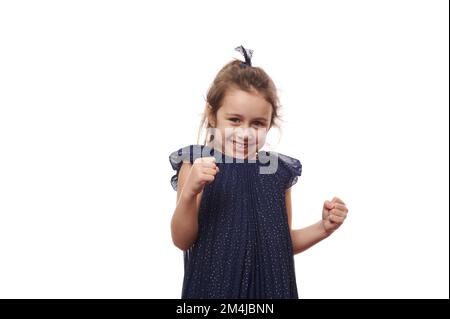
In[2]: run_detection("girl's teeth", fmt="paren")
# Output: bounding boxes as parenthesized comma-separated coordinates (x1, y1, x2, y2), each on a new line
(233, 141, 247, 149)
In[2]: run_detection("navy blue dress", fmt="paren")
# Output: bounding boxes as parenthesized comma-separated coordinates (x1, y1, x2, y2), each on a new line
(169, 144, 302, 299)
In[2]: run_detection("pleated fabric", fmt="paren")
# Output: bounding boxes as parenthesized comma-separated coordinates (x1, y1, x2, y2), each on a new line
(169, 144, 302, 299)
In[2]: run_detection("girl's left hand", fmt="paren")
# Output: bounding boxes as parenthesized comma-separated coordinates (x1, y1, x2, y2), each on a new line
(322, 197, 349, 235)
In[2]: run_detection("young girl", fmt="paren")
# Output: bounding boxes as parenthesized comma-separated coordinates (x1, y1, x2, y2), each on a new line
(169, 45, 349, 299)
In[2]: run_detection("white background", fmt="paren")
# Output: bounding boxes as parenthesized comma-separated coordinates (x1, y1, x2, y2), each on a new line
(0, 0, 448, 298)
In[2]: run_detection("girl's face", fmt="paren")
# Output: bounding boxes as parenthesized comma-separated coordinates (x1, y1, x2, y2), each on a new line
(208, 88, 272, 160)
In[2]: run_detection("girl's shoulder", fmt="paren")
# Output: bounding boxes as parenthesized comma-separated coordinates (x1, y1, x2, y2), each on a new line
(257, 149, 301, 171)
(258, 149, 302, 190)
(168, 144, 211, 191)
(169, 144, 211, 167)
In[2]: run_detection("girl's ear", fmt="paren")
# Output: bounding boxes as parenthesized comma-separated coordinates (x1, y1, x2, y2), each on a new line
(206, 103, 216, 127)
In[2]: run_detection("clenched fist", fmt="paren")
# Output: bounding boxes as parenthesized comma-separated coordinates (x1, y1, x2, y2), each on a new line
(322, 197, 349, 235)
(183, 157, 220, 197)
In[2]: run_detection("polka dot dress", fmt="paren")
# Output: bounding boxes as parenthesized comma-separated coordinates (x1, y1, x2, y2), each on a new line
(169, 144, 302, 299)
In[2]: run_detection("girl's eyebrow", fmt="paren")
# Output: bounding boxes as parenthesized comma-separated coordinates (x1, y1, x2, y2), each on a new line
(225, 113, 268, 122)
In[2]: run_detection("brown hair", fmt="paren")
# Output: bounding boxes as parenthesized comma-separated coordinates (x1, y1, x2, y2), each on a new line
(197, 59, 284, 145)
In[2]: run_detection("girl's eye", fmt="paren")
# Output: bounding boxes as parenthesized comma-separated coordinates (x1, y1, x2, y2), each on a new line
(228, 118, 265, 126)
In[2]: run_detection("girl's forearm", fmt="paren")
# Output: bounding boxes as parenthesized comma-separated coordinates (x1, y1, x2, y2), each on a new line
(290, 220, 331, 254)
(170, 191, 199, 251)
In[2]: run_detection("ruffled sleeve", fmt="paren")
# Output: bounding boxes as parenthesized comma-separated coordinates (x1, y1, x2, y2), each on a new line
(169, 144, 208, 191)
(277, 152, 302, 190)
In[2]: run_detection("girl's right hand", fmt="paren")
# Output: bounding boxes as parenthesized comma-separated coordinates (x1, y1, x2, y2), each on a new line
(183, 157, 220, 197)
